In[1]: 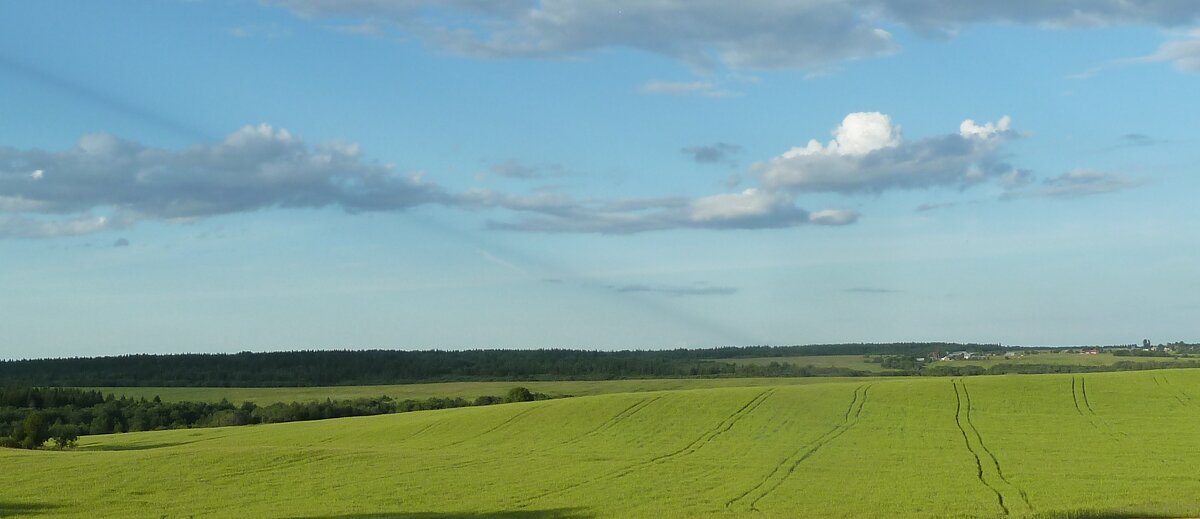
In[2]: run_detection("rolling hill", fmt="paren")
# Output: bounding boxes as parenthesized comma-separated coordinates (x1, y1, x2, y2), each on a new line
(5, 370, 1200, 518)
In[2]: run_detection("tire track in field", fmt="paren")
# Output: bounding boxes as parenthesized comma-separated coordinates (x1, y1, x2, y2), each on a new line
(1158, 376, 1195, 407)
(518, 388, 776, 506)
(960, 381, 1032, 511)
(1074, 376, 1125, 440)
(398, 421, 442, 443)
(1070, 377, 1083, 415)
(1079, 377, 1096, 415)
(442, 405, 539, 448)
(560, 395, 662, 447)
(724, 383, 871, 513)
(952, 380, 1011, 516)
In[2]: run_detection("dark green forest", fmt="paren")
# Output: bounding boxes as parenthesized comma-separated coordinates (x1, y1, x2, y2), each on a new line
(0, 343, 999, 387)
(0, 385, 549, 449)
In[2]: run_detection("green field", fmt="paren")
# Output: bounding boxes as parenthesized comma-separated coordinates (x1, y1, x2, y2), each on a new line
(8, 369, 1200, 518)
(91, 376, 878, 404)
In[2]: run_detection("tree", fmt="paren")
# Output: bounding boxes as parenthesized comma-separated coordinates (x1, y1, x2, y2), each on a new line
(17, 412, 51, 449)
(50, 422, 79, 449)
(505, 387, 535, 403)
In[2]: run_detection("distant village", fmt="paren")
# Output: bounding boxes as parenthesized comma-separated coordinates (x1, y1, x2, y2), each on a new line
(930, 340, 1193, 362)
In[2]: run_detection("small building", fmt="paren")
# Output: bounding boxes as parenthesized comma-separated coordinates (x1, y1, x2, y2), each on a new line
(942, 351, 972, 361)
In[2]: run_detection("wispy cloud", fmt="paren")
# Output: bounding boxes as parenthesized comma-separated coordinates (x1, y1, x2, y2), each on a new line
(844, 287, 898, 294)
(915, 202, 956, 212)
(611, 283, 738, 296)
(1118, 133, 1165, 147)
(640, 80, 738, 97)
(681, 143, 741, 164)
(1005, 170, 1144, 199)
(489, 159, 569, 179)
(227, 24, 291, 39)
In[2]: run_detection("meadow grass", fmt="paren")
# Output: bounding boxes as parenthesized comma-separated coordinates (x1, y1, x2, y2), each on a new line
(7, 369, 1200, 518)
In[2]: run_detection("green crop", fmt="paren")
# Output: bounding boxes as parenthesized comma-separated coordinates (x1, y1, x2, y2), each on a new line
(5, 369, 1200, 518)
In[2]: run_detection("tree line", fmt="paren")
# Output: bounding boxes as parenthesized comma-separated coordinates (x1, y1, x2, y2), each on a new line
(1, 385, 550, 450)
(0, 343, 1004, 387)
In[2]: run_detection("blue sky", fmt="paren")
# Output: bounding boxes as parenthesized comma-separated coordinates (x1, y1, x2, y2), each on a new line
(2, 1, 1198, 358)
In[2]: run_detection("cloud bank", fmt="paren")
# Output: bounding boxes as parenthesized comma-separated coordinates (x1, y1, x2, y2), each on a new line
(268, 0, 1200, 71)
(1, 125, 857, 238)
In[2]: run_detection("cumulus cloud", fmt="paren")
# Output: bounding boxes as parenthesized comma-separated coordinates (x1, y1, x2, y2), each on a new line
(267, 1, 1200, 71)
(681, 143, 741, 164)
(611, 283, 737, 296)
(1011, 169, 1144, 198)
(756, 112, 1020, 193)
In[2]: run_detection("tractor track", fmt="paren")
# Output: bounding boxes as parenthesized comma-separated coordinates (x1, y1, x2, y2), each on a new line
(442, 406, 538, 448)
(724, 384, 871, 513)
(518, 388, 776, 507)
(1070, 377, 1083, 415)
(1159, 376, 1195, 407)
(1074, 376, 1125, 439)
(1080, 378, 1096, 415)
(952, 380, 1010, 516)
(960, 382, 1031, 509)
(560, 396, 662, 447)
(399, 421, 441, 442)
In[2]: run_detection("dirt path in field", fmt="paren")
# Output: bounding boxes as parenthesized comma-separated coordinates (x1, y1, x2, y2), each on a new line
(724, 383, 872, 513)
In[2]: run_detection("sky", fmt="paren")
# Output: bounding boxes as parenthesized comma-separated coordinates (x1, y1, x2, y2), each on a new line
(2, 1, 1199, 358)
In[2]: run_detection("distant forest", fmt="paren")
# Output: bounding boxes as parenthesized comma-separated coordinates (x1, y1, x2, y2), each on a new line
(1, 343, 999, 387)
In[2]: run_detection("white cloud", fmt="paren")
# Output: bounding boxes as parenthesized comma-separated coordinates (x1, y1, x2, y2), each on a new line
(782, 112, 901, 158)
(758, 112, 1019, 193)
(30, 169, 43, 180)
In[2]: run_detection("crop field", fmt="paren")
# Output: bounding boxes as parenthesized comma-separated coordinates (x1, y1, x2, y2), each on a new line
(88, 376, 879, 404)
(8, 369, 1200, 518)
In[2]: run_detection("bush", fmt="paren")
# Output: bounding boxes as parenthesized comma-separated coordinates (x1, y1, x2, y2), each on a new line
(505, 387, 535, 403)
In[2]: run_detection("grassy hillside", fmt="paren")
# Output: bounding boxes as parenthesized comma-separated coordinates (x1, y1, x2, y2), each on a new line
(8, 370, 1200, 518)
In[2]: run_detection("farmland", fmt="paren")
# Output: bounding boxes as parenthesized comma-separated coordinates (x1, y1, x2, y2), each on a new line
(90, 376, 878, 404)
(6, 369, 1200, 518)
